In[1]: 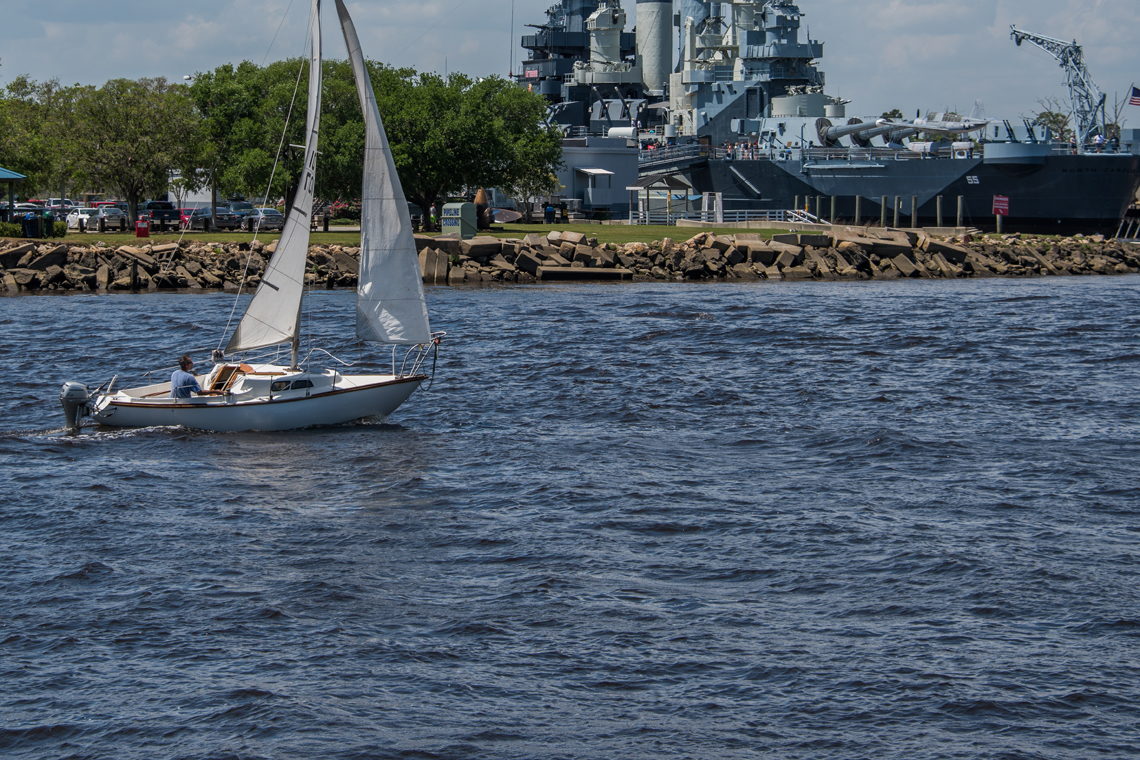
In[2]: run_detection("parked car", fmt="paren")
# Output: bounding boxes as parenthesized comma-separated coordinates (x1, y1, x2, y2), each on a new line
(88, 206, 129, 231)
(407, 202, 424, 229)
(186, 207, 241, 231)
(241, 207, 286, 231)
(48, 198, 77, 213)
(227, 200, 256, 220)
(140, 200, 180, 230)
(93, 201, 129, 212)
(178, 208, 197, 229)
(66, 206, 129, 231)
(66, 208, 98, 229)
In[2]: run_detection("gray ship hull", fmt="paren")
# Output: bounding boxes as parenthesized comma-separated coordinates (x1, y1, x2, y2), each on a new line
(680, 150, 1140, 231)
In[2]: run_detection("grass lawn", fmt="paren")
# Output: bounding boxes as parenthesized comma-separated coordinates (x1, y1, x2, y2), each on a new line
(39, 223, 788, 247)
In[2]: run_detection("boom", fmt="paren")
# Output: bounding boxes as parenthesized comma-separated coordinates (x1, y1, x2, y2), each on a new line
(1010, 25, 1107, 149)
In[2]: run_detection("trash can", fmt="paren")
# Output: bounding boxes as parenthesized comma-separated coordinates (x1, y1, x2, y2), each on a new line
(135, 216, 151, 238)
(22, 215, 42, 239)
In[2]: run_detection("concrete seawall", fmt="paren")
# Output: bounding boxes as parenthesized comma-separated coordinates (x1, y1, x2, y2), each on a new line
(2, 229, 1138, 294)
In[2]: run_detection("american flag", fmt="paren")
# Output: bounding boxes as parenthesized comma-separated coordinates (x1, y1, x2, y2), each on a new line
(1131, 86, 1140, 106)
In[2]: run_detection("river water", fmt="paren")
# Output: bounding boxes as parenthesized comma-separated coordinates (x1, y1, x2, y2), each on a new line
(1, 277, 1138, 759)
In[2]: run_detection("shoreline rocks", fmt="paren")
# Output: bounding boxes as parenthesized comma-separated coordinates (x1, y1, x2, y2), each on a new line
(1, 229, 1138, 294)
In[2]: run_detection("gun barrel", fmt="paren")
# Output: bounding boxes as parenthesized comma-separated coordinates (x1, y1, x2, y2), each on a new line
(818, 117, 878, 145)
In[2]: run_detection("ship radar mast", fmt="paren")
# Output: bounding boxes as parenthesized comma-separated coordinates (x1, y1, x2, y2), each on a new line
(1010, 25, 1108, 148)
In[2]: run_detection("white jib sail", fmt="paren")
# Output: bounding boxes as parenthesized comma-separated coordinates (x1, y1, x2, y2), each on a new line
(226, 0, 323, 355)
(335, 0, 432, 345)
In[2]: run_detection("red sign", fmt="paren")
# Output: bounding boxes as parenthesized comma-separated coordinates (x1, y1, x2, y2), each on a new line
(992, 195, 1010, 216)
(525, 69, 539, 78)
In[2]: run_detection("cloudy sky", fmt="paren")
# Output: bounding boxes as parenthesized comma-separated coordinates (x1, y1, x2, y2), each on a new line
(1, 0, 1136, 122)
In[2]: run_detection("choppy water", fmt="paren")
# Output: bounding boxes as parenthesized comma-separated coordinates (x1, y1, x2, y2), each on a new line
(2, 277, 1138, 759)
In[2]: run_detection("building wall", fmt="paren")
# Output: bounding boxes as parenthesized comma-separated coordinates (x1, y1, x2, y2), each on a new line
(557, 136, 639, 215)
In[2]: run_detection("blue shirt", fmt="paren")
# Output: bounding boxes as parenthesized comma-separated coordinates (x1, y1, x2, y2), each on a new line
(171, 369, 201, 398)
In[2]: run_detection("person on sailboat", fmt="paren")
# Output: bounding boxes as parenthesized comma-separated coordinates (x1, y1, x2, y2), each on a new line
(171, 355, 202, 399)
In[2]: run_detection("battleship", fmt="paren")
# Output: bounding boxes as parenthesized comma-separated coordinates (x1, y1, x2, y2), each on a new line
(517, 0, 1140, 231)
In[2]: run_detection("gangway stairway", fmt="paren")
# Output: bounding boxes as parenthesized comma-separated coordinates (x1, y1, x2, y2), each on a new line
(787, 209, 829, 224)
(1115, 205, 1140, 242)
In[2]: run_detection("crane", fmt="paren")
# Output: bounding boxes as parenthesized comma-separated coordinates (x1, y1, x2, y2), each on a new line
(1010, 25, 1107, 150)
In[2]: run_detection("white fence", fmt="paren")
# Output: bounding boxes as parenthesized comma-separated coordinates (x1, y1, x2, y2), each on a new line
(628, 209, 829, 226)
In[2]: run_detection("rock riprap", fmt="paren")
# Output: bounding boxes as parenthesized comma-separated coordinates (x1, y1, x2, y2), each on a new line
(2, 229, 1137, 293)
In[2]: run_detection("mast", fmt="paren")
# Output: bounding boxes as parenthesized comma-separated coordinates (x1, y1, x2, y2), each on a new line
(225, 0, 322, 359)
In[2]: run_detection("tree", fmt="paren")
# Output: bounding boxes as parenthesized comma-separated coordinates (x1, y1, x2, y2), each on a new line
(474, 77, 564, 197)
(880, 108, 905, 120)
(187, 61, 277, 217)
(189, 58, 391, 208)
(508, 168, 559, 223)
(0, 82, 37, 191)
(0, 58, 563, 226)
(1033, 97, 1074, 142)
(74, 78, 200, 222)
(0, 77, 86, 200)
(374, 71, 562, 224)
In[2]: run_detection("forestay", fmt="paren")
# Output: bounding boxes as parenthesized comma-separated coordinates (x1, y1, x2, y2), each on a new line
(226, 0, 323, 355)
(335, 0, 432, 345)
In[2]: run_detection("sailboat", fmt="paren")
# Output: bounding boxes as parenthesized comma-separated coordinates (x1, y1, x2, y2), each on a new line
(60, 0, 441, 433)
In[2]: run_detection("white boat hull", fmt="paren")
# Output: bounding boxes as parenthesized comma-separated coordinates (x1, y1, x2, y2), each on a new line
(87, 366, 426, 432)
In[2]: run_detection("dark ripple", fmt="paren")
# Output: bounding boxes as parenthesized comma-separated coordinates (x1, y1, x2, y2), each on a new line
(1, 279, 1139, 760)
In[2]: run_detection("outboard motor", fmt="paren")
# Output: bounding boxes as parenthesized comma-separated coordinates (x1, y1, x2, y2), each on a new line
(60, 382, 90, 433)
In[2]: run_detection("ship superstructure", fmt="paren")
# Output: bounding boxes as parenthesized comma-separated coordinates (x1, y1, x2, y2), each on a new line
(518, 0, 645, 132)
(517, 0, 1140, 230)
(670, 0, 832, 143)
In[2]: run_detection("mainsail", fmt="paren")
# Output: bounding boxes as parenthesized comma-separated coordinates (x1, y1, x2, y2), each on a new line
(335, 0, 432, 345)
(226, 0, 323, 355)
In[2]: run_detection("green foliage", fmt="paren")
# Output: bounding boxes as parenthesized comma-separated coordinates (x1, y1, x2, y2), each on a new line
(1034, 110, 1073, 142)
(73, 78, 200, 220)
(187, 61, 563, 221)
(881, 108, 905, 120)
(372, 71, 562, 222)
(189, 59, 312, 203)
(0, 219, 63, 238)
(1, 58, 563, 219)
(0, 77, 86, 197)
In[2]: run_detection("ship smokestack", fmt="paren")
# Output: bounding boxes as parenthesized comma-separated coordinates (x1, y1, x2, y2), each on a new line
(636, 0, 672, 93)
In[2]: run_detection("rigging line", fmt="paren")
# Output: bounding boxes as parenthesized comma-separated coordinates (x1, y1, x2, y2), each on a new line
(254, 52, 308, 234)
(261, 0, 298, 67)
(217, 37, 311, 352)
